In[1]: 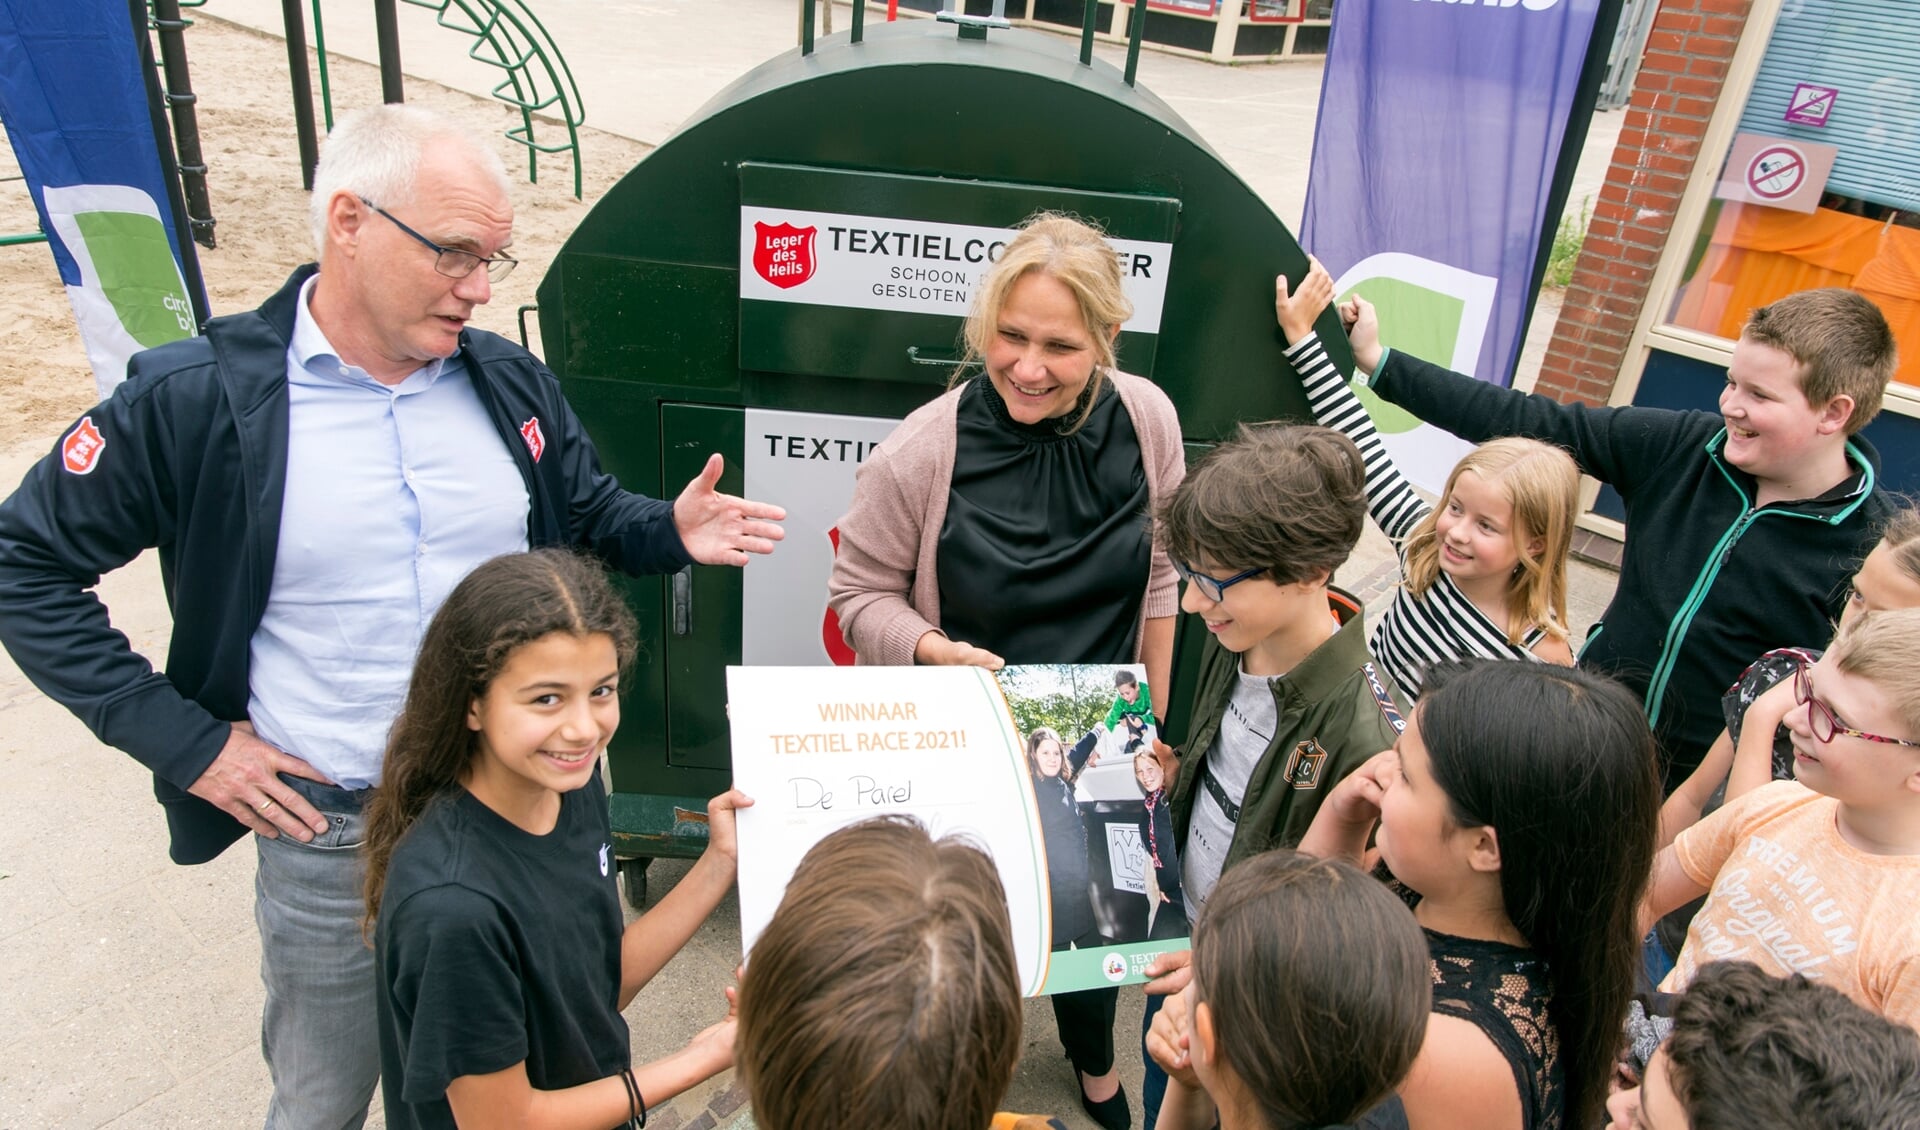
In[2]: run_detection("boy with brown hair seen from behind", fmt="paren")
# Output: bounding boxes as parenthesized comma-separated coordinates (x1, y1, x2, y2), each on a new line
(1345, 287, 1896, 790)
(736, 814, 1065, 1130)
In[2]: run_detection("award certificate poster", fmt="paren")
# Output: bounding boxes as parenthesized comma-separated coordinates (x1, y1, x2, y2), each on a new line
(729, 665, 1188, 997)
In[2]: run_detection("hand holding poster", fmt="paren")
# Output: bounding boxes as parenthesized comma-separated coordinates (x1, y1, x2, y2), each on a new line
(728, 663, 1187, 996)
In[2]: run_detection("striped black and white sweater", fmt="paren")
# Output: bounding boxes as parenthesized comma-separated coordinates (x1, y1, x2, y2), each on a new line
(1284, 331, 1549, 696)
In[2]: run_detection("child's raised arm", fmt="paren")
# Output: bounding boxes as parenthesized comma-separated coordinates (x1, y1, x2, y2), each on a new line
(1658, 731, 1732, 849)
(1346, 295, 1682, 499)
(1726, 677, 1795, 803)
(618, 788, 754, 1008)
(1276, 262, 1431, 543)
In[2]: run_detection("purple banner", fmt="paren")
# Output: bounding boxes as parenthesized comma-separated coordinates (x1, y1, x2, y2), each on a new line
(1301, 0, 1603, 388)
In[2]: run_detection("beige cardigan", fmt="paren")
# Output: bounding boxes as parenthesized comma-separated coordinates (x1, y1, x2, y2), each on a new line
(827, 370, 1186, 666)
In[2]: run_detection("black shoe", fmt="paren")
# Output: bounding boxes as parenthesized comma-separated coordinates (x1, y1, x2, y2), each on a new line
(1079, 1081, 1132, 1130)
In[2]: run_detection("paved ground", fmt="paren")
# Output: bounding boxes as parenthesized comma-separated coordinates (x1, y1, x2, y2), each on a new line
(0, 3, 1624, 1127)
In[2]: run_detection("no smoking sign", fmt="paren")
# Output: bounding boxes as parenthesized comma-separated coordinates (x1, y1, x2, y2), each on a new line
(1747, 145, 1806, 200)
(1715, 131, 1837, 214)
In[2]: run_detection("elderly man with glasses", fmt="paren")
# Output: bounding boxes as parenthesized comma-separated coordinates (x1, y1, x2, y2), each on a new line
(0, 104, 782, 1129)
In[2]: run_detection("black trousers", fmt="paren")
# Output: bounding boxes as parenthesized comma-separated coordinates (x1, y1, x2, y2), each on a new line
(1051, 928, 1119, 1075)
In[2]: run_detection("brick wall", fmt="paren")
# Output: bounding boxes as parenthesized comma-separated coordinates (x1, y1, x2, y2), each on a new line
(1535, 0, 1755, 406)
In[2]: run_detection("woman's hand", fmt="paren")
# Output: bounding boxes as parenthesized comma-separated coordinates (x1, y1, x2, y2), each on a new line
(1145, 986, 1202, 1088)
(913, 631, 1005, 669)
(1276, 256, 1336, 344)
(703, 788, 755, 866)
(1340, 294, 1385, 376)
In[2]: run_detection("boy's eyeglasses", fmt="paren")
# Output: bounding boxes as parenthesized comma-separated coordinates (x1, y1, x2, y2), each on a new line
(360, 197, 519, 282)
(1793, 661, 1920, 748)
(1174, 561, 1266, 603)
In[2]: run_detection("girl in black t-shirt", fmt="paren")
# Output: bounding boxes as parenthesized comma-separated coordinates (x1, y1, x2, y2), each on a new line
(363, 549, 750, 1130)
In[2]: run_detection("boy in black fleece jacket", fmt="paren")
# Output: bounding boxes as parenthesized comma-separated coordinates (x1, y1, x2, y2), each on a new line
(1340, 288, 1896, 791)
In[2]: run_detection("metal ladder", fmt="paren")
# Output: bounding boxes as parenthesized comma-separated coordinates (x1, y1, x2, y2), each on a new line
(400, 0, 587, 198)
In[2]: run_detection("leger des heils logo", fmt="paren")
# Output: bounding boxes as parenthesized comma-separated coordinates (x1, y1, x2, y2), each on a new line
(62, 416, 107, 475)
(753, 222, 817, 289)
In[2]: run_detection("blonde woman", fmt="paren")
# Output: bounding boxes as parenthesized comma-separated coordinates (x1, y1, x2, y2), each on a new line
(1275, 258, 1580, 696)
(830, 212, 1186, 1129)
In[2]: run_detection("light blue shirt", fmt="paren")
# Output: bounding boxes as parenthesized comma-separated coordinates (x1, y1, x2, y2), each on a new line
(248, 276, 529, 788)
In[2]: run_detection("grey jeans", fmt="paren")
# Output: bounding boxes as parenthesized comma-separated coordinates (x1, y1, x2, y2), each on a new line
(254, 776, 379, 1130)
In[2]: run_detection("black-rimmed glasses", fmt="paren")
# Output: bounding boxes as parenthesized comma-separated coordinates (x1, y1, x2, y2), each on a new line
(1794, 660, 1920, 748)
(360, 197, 518, 282)
(1174, 560, 1266, 604)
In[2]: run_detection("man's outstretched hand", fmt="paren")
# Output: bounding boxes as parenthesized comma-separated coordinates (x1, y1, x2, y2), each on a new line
(673, 453, 787, 566)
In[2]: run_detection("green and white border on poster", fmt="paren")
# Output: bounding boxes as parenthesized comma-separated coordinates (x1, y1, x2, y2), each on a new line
(728, 665, 1188, 996)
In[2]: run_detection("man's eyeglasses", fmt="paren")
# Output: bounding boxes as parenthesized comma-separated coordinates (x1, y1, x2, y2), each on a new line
(1174, 561, 1265, 604)
(360, 197, 518, 282)
(1794, 660, 1920, 748)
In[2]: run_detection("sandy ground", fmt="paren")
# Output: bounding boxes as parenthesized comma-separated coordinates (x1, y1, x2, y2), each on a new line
(0, 14, 650, 455)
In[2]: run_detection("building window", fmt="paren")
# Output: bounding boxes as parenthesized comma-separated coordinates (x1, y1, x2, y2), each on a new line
(1664, 1, 1920, 389)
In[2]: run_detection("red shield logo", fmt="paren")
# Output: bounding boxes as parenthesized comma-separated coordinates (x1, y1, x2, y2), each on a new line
(821, 527, 856, 665)
(753, 222, 817, 289)
(519, 416, 545, 463)
(61, 416, 106, 475)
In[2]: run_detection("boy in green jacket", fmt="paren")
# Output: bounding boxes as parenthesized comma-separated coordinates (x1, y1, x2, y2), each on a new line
(1158, 423, 1410, 913)
(1139, 422, 1410, 1125)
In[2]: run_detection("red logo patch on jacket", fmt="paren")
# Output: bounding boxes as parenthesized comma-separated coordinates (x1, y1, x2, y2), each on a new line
(752, 221, 817, 289)
(519, 416, 545, 463)
(62, 416, 106, 475)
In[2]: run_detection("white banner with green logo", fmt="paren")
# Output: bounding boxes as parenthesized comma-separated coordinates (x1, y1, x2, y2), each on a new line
(44, 184, 196, 396)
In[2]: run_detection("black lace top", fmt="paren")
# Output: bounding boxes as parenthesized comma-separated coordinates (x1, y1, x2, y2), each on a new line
(1426, 928, 1563, 1130)
(1359, 877, 1563, 1130)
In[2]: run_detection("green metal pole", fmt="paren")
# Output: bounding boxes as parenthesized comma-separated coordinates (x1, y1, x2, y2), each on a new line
(801, 0, 815, 55)
(0, 232, 49, 246)
(1080, 0, 1098, 65)
(310, 0, 334, 130)
(1123, 0, 1146, 86)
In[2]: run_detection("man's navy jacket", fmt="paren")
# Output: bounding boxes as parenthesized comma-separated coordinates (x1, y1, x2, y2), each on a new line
(0, 266, 691, 863)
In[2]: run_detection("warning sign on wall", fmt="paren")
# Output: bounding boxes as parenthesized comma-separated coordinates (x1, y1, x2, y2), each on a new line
(1713, 132, 1838, 214)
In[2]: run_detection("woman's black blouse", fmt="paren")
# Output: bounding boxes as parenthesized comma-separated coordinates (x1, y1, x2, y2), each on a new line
(937, 375, 1151, 664)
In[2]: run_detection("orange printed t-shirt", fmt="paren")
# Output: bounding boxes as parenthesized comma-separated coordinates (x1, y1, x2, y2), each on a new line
(1662, 780, 1920, 1028)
